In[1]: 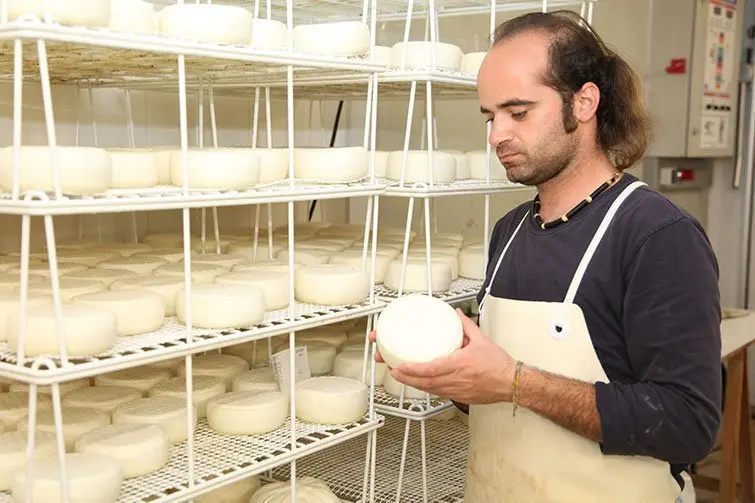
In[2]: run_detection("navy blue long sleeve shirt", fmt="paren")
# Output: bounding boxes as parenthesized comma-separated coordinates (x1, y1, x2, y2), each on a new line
(475, 173, 722, 487)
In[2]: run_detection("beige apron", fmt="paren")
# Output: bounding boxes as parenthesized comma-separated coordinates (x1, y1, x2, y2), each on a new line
(465, 180, 681, 503)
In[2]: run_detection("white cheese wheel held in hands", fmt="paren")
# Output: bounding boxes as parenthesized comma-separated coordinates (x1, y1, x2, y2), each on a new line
(17, 407, 110, 452)
(7, 306, 117, 358)
(107, 149, 159, 188)
(295, 376, 368, 424)
(250, 476, 340, 503)
(63, 386, 141, 417)
(177, 353, 249, 390)
(71, 289, 165, 336)
(386, 150, 456, 183)
(390, 41, 463, 71)
(5, 0, 110, 27)
(11, 453, 122, 503)
(206, 390, 288, 435)
(293, 21, 370, 57)
(294, 264, 369, 305)
(169, 149, 260, 190)
(95, 366, 171, 395)
(0, 146, 111, 195)
(75, 423, 169, 478)
(158, 4, 253, 46)
(108, 0, 156, 34)
(383, 259, 452, 293)
(377, 294, 463, 368)
(113, 396, 195, 444)
(293, 147, 369, 182)
(109, 275, 184, 316)
(149, 375, 225, 418)
(0, 431, 57, 491)
(176, 284, 266, 329)
(215, 270, 290, 311)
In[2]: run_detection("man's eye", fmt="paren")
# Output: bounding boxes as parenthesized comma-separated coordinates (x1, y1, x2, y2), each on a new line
(512, 111, 527, 120)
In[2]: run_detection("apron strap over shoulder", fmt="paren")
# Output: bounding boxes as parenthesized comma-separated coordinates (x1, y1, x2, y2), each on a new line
(564, 180, 647, 304)
(479, 211, 529, 312)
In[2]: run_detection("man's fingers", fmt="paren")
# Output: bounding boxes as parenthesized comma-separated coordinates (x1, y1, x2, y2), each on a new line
(368, 330, 377, 343)
(395, 354, 456, 378)
(457, 309, 482, 340)
(374, 351, 385, 363)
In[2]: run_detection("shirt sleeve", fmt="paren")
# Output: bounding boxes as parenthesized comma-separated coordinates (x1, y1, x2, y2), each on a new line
(594, 217, 723, 463)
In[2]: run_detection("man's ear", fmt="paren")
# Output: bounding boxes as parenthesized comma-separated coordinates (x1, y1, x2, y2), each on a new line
(573, 82, 600, 123)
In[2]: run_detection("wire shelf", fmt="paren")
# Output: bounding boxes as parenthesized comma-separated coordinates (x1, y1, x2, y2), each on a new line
(0, 415, 384, 503)
(0, 300, 385, 384)
(271, 414, 469, 503)
(384, 178, 529, 197)
(374, 385, 454, 420)
(376, 278, 482, 305)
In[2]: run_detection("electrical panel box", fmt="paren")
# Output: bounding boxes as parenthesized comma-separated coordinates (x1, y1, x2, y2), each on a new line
(646, 0, 744, 158)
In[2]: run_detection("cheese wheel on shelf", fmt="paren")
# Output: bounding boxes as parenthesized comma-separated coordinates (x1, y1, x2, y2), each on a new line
(292, 328, 349, 349)
(8, 261, 88, 280)
(56, 249, 120, 267)
(75, 423, 169, 478)
(372, 46, 392, 66)
(376, 293, 463, 369)
(142, 233, 183, 248)
(333, 350, 387, 386)
(383, 259, 453, 293)
(17, 407, 110, 452)
(277, 249, 331, 266)
(154, 262, 226, 284)
(0, 291, 50, 341)
(158, 4, 254, 46)
(227, 241, 283, 261)
(168, 149, 260, 190)
(196, 476, 262, 503)
(293, 147, 369, 182)
(187, 253, 249, 269)
(346, 245, 401, 260)
(446, 151, 471, 180)
(250, 477, 340, 503)
(293, 21, 370, 57)
(98, 256, 168, 275)
(459, 246, 487, 280)
(0, 273, 46, 290)
(5, 0, 111, 28)
(248, 147, 289, 183)
(109, 275, 184, 316)
(295, 376, 368, 424)
(149, 375, 225, 418)
(215, 271, 289, 311)
(0, 256, 34, 272)
(85, 242, 153, 257)
(274, 340, 336, 376)
(175, 284, 267, 329)
(386, 151, 456, 183)
(9, 378, 89, 397)
(206, 390, 288, 435)
(406, 251, 459, 279)
(296, 241, 347, 254)
(0, 392, 53, 429)
(0, 146, 111, 195)
(149, 357, 183, 375)
(329, 250, 390, 284)
(176, 353, 249, 390)
(251, 19, 287, 51)
(95, 366, 172, 396)
(133, 248, 186, 263)
(7, 306, 118, 357)
(63, 386, 141, 417)
(112, 395, 195, 444)
(28, 278, 107, 302)
(415, 231, 465, 246)
(466, 150, 509, 181)
(11, 453, 123, 503)
(232, 367, 278, 393)
(61, 267, 136, 287)
(71, 289, 165, 336)
(462, 51, 487, 75)
(233, 260, 300, 275)
(222, 340, 272, 368)
(107, 149, 159, 188)
(0, 431, 57, 491)
(294, 264, 369, 305)
(390, 41, 463, 71)
(108, 0, 156, 34)
(383, 370, 435, 400)
(190, 236, 238, 254)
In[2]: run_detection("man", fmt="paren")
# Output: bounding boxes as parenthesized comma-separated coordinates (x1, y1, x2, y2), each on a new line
(371, 10, 722, 502)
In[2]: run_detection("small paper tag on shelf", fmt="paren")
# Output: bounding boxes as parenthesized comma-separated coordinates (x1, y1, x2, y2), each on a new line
(271, 346, 311, 392)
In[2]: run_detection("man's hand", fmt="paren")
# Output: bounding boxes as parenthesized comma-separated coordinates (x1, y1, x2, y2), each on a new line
(370, 308, 517, 405)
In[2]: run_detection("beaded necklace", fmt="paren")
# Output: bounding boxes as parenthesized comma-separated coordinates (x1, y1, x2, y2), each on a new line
(532, 172, 622, 230)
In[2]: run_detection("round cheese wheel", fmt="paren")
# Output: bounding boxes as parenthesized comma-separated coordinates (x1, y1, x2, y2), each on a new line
(98, 256, 168, 275)
(17, 407, 110, 452)
(294, 264, 369, 305)
(188, 253, 249, 269)
(206, 390, 288, 435)
(56, 249, 120, 267)
(142, 233, 183, 248)
(295, 376, 368, 424)
(462, 51, 487, 76)
(227, 241, 283, 261)
(248, 148, 289, 183)
(383, 259, 453, 293)
(296, 241, 347, 254)
(71, 289, 165, 336)
(415, 232, 464, 246)
(158, 4, 253, 46)
(169, 149, 260, 190)
(222, 340, 272, 368)
(232, 368, 277, 393)
(0, 146, 111, 195)
(406, 251, 459, 279)
(0, 255, 35, 272)
(0, 431, 57, 491)
(372, 46, 392, 66)
(75, 423, 169, 478)
(383, 370, 433, 400)
(5, 0, 110, 27)
(233, 260, 300, 275)
(458, 245, 486, 280)
(11, 453, 123, 503)
(149, 357, 183, 375)
(251, 19, 287, 50)
(377, 293, 463, 369)
(191, 237, 233, 254)
(0, 291, 50, 341)
(346, 245, 400, 260)
(109, 275, 184, 316)
(8, 261, 88, 280)
(333, 350, 387, 386)
(277, 249, 331, 266)
(215, 270, 290, 311)
(133, 248, 186, 263)
(329, 250, 390, 284)
(149, 375, 225, 418)
(466, 150, 509, 181)
(176, 284, 267, 329)
(0, 272, 46, 290)
(108, 0, 156, 34)
(61, 267, 136, 287)
(7, 306, 118, 357)
(293, 21, 370, 57)
(390, 41, 463, 71)
(196, 476, 261, 503)
(113, 395, 195, 444)
(95, 366, 172, 396)
(275, 340, 336, 376)
(293, 147, 369, 182)
(9, 378, 90, 398)
(176, 353, 249, 390)
(292, 328, 348, 349)
(85, 242, 153, 257)
(0, 392, 52, 429)
(446, 151, 471, 180)
(28, 278, 107, 302)
(107, 149, 159, 188)
(154, 262, 227, 284)
(386, 150, 456, 183)
(250, 477, 340, 503)
(152, 149, 173, 184)
(63, 386, 141, 417)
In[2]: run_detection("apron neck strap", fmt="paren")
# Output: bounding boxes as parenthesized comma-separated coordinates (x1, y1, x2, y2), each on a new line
(479, 210, 529, 311)
(563, 180, 647, 304)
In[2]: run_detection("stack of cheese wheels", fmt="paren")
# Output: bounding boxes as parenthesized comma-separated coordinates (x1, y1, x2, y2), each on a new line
(275, 340, 336, 376)
(177, 353, 249, 390)
(113, 395, 196, 444)
(206, 390, 288, 435)
(72, 289, 165, 336)
(5, 0, 111, 27)
(295, 376, 368, 424)
(197, 476, 261, 503)
(462, 51, 487, 75)
(250, 477, 340, 503)
(293, 147, 369, 182)
(17, 407, 110, 452)
(215, 270, 290, 311)
(169, 149, 261, 189)
(0, 146, 112, 195)
(0, 431, 58, 491)
(390, 41, 464, 71)
(107, 149, 160, 188)
(11, 453, 123, 502)
(293, 21, 370, 56)
(74, 423, 169, 478)
(385, 150, 457, 183)
(294, 264, 370, 306)
(251, 19, 288, 50)
(459, 244, 487, 280)
(383, 258, 453, 293)
(85, 242, 154, 257)
(109, 0, 156, 34)
(158, 3, 253, 45)
(176, 284, 267, 329)
(377, 294, 463, 368)
(466, 150, 509, 181)
(134, 248, 185, 263)
(189, 253, 249, 269)
(149, 375, 225, 418)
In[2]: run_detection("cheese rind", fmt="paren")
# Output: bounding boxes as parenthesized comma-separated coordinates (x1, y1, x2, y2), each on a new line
(206, 390, 288, 435)
(17, 407, 110, 452)
(71, 289, 165, 336)
(62, 386, 142, 417)
(466, 150, 509, 181)
(386, 151, 457, 183)
(154, 262, 226, 284)
(95, 366, 172, 396)
(5, 0, 111, 28)
(149, 375, 225, 418)
(390, 41, 463, 71)
(0, 291, 51, 342)
(0, 392, 53, 429)
(383, 259, 453, 293)
(74, 423, 169, 478)
(294, 264, 369, 305)
(176, 284, 267, 329)
(333, 350, 386, 386)
(275, 340, 336, 376)
(98, 256, 168, 275)
(458, 245, 487, 280)
(28, 278, 107, 302)
(462, 51, 487, 75)
(109, 275, 184, 316)
(176, 353, 249, 390)
(113, 396, 195, 444)
(251, 19, 287, 50)
(293, 147, 369, 182)
(293, 21, 370, 57)
(215, 270, 290, 311)
(158, 4, 254, 46)
(168, 149, 261, 189)
(8, 378, 89, 397)
(108, 0, 156, 34)
(0, 431, 57, 491)
(61, 267, 136, 287)
(107, 149, 159, 188)
(295, 376, 368, 424)
(232, 368, 278, 393)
